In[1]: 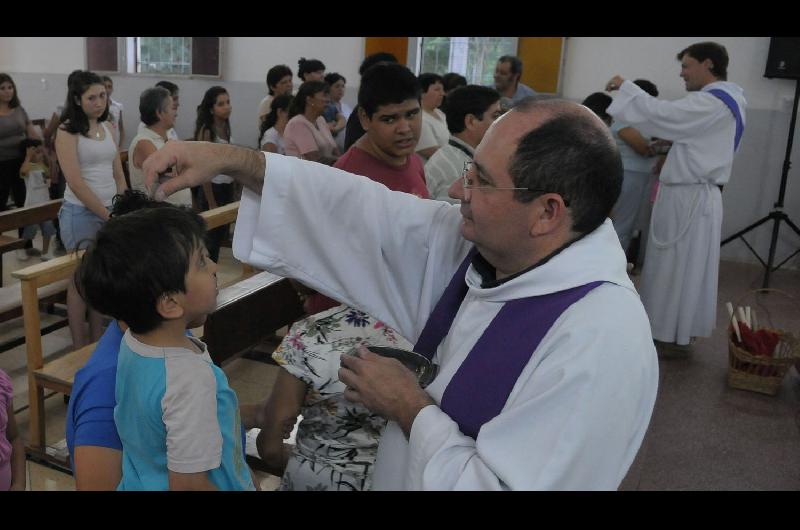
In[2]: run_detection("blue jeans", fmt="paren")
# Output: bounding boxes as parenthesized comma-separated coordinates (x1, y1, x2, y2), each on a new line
(58, 201, 107, 251)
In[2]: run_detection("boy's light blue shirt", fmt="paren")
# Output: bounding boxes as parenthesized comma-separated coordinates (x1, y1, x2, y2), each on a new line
(114, 330, 254, 491)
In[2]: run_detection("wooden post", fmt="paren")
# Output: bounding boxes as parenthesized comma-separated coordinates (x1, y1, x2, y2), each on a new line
(20, 278, 45, 449)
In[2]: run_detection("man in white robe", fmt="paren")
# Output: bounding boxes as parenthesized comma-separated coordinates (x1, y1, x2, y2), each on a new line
(605, 41, 746, 348)
(143, 98, 659, 490)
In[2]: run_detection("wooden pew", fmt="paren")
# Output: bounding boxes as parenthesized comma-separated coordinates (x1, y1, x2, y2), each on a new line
(0, 199, 63, 286)
(203, 271, 304, 366)
(11, 201, 299, 469)
(0, 200, 68, 353)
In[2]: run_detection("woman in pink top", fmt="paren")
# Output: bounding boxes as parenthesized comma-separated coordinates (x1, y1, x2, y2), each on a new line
(283, 81, 340, 165)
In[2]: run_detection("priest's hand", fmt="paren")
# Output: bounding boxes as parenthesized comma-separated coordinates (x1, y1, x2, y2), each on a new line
(142, 140, 266, 201)
(605, 75, 625, 92)
(339, 344, 435, 438)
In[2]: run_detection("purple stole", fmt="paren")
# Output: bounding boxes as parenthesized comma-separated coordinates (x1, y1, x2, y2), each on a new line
(707, 88, 744, 151)
(414, 249, 603, 439)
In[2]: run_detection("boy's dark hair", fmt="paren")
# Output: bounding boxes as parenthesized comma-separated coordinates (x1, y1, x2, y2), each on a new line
(19, 137, 43, 157)
(155, 80, 179, 97)
(581, 92, 613, 125)
(418, 73, 444, 93)
(77, 190, 208, 334)
(444, 85, 501, 134)
(442, 72, 467, 93)
(359, 52, 398, 75)
(324, 72, 345, 86)
(358, 63, 420, 118)
(633, 79, 659, 97)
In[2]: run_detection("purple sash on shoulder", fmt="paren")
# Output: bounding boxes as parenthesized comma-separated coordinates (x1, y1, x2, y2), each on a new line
(414, 249, 603, 439)
(707, 89, 744, 151)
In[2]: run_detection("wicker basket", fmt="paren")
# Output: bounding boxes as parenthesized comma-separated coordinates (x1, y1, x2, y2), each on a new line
(726, 289, 800, 395)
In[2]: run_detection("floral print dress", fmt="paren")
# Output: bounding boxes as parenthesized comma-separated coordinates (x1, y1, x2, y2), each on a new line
(272, 304, 411, 491)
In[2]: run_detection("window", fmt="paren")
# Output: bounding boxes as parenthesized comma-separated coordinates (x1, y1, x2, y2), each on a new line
(86, 37, 222, 78)
(135, 37, 192, 75)
(418, 37, 518, 85)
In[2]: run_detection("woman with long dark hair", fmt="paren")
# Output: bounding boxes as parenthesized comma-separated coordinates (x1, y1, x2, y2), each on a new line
(194, 86, 234, 262)
(0, 73, 42, 212)
(259, 94, 292, 154)
(55, 70, 127, 348)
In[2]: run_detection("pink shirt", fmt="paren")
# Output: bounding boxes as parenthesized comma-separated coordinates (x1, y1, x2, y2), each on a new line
(284, 115, 338, 160)
(0, 369, 13, 490)
(334, 146, 429, 198)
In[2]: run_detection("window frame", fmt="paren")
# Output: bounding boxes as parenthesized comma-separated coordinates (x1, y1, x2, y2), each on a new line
(86, 37, 224, 80)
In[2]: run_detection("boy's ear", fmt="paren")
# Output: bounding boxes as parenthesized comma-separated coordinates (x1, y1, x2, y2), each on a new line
(156, 293, 185, 321)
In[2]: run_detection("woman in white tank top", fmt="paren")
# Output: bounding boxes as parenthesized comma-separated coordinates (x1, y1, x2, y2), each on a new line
(194, 86, 235, 262)
(55, 71, 127, 348)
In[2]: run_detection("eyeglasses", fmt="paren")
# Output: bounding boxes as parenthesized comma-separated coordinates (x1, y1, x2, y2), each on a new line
(461, 161, 570, 206)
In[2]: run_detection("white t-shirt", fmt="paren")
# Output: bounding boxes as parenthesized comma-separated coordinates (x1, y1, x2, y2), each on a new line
(416, 108, 450, 159)
(137, 121, 179, 141)
(107, 98, 124, 147)
(259, 127, 285, 155)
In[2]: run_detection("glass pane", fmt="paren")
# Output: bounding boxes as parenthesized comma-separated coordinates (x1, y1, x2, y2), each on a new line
(136, 37, 192, 75)
(418, 37, 518, 86)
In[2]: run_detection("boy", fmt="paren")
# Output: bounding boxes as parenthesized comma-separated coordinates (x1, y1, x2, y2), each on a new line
(77, 203, 256, 490)
(18, 139, 56, 261)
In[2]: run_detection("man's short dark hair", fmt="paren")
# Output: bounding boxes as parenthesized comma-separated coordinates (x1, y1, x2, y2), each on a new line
(139, 87, 172, 126)
(418, 73, 444, 93)
(509, 99, 623, 235)
(359, 52, 398, 75)
(358, 63, 420, 118)
(77, 193, 208, 334)
(677, 42, 729, 80)
(498, 55, 523, 76)
(442, 72, 467, 93)
(155, 80, 179, 97)
(444, 85, 501, 134)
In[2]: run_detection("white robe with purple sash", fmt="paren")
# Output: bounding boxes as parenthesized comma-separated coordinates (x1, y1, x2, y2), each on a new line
(608, 79, 746, 345)
(233, 154, 659, 490)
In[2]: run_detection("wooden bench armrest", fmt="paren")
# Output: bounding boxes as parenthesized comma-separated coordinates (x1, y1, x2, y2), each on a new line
(33, 342, 97, 395)
(201, 201, 239, 230)
(0, 199, 63, 233)
(12, 250, 83, 286)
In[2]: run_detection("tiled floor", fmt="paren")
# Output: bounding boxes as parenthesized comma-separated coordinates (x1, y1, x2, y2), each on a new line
(2, 233, 799, 490)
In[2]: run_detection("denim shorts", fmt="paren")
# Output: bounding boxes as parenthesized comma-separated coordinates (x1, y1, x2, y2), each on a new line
(58, 201, 107, 251)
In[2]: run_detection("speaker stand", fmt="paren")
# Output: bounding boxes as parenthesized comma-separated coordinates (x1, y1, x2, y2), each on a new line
(721, 78, 800, 288)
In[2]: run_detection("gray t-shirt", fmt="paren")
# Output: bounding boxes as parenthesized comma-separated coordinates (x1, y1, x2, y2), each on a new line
(0, 106, 30, 161)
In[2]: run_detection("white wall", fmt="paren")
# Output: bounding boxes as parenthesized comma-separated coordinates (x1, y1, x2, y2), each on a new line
(2, 36, 799, 269)
(562, 37, 800, 270)
(561, 37, 796, 110)
(224, 37, 363, 84)
(0, 37, 365, 149)
(0, 37, 84, 74)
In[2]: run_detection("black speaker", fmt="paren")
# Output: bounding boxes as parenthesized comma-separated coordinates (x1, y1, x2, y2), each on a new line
(764, 37, 800, 79)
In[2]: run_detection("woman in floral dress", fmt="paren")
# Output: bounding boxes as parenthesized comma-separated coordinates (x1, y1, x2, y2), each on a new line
(250, 304, 411, 491)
